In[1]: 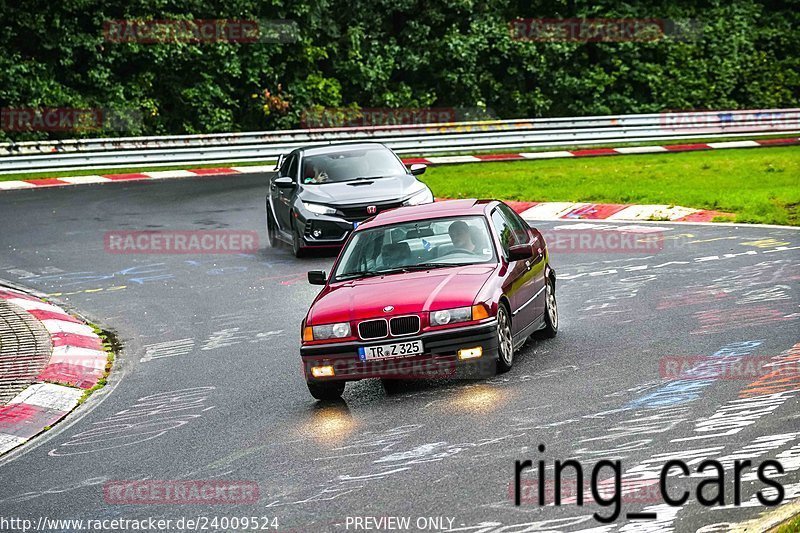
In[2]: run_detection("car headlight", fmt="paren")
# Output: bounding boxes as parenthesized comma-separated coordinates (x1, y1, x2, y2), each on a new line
(430, 306, 472, 326)
(404, 188, 434, 206)
(303, 202, 337, 215)
(311, 322, 351, 340)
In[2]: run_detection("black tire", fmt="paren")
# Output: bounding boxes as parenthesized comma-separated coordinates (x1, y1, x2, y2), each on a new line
(534, 276, 558, 339)
(496, 304, 515, 373)
(307, 381, 345, 401)
(266, 204, 279, 248)
(292, 222, 306, 258)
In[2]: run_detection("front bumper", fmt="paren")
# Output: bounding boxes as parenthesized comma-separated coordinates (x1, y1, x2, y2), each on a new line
(301, 320, 499, 382)
(298, 215, 354, 247)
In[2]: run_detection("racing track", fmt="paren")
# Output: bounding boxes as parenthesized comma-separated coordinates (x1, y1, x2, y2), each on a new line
(0, 173, 798, 532)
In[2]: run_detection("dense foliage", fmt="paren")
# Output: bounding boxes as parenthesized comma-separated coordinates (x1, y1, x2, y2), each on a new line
(0, 0, 797, 140)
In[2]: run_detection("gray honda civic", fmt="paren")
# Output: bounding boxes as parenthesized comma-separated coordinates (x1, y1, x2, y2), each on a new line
(266, 142, 433, 257)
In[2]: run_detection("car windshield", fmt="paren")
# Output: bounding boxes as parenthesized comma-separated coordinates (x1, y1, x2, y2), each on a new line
(301, 146, 408, 184)
(333, 215, 496, 281)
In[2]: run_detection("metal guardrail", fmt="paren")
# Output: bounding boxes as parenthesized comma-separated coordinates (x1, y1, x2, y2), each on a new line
(1, 109, 797, 174)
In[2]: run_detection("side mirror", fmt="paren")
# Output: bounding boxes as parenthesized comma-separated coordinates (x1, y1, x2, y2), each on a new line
(274, 176, 296, 189)
(308, 270, 327, 285)
(507, 244, 534, 262)
(409, 163, 427, 176)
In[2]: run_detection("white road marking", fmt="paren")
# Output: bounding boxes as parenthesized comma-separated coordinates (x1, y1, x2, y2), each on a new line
(708, 140, 760, 149)
(607, 204, 698, 221)
(0, 181, 36, 190)
(140, 338, 195, 363)
(614, 145, 669, 154)
(520, 150, 575, 159)
(59, 176, 112, 184)
(40, 319, 96, 336)
(426, 155, 481, 164)
(0, 434, 27, 455)
(8, 383, 83, 412)
(521, 202, 586, 220)
(142, 170, 196, 179)
(229, 165, 277, 173)
(6, 298, 67, 314)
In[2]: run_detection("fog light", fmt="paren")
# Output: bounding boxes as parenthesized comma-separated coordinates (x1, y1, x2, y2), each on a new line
(311, 365, 335, 378)
(458, 347, 483, 360)
(312, 229, 322, 238)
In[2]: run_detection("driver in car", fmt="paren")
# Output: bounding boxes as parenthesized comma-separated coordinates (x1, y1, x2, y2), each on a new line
(447, 220, 476, 253)
(303, 162, 329, 184)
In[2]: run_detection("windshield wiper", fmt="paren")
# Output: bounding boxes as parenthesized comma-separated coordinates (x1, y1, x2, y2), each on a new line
(335, 263, 476, 281)
(351, 173, 404, 181)
(334, 270, 383, 281)
(334, 267, 406, 281)
(403, 262, 476, 270)
(335, 265, 428, 281)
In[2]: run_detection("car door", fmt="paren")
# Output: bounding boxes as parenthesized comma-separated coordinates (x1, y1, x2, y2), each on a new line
(490, 206, 540, 336)
(501, 204, 546, 320)
(272, 153, 298, 230)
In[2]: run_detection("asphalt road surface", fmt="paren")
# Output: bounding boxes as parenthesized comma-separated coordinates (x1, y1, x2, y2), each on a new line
(0, 174, 798, 533)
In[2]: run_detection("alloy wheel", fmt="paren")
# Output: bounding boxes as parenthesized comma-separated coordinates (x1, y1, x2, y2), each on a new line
(497, 306, 513, 369)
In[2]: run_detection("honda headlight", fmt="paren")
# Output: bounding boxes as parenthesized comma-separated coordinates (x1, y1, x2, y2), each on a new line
(303, 202, 337, 215)
(430, 306, 472, 326)
(404, 188, 434, 206)
(311, 322, 351, 340)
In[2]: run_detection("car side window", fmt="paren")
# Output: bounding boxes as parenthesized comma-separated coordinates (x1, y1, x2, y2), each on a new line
(490, 209, 515, 256)
(278, 154, 292, 177)
(498, 204, 530, 245)
(491, 206, 530, 257)
(288, 155, 299, 181)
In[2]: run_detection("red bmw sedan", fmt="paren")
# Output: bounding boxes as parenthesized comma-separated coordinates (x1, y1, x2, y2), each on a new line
(300, 199, 558, 400)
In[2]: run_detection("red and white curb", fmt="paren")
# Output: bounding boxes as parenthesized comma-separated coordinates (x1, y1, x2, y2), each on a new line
(0, 165, 275, 190)
(0, 137, 797, 191)
(477, 200, 731, 223)
(0, 287, 106, 455)
(402, 137, 799, 166)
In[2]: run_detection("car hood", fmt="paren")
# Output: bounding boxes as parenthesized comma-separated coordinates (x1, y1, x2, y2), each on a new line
(299, 174, 421, 205)
(308, 264, 496, 324)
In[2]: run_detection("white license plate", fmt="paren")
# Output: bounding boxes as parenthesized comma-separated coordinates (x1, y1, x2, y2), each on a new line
(358, 340, 423, 361)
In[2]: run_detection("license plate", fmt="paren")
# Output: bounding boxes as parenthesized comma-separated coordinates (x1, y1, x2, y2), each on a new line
(358, 340, 423, 361)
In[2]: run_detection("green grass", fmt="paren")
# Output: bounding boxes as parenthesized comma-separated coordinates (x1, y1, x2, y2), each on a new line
(420, 145, 800, 226)
(1, 133, 792, 182)
(773, 513, 800, 533)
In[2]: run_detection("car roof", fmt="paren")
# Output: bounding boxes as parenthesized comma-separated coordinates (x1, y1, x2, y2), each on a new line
(295, 142, 389, 157)
(356, 199, 496, 230)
